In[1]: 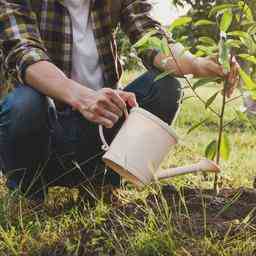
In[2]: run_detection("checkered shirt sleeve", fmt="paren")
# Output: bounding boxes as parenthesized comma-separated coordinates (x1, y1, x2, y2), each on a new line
(0, 1, 50, 85)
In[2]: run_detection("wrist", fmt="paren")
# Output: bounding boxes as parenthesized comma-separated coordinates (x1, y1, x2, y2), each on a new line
(63, 78, 94, 110)
(63, 78, 87, 109)
(191, 57, 203, 77)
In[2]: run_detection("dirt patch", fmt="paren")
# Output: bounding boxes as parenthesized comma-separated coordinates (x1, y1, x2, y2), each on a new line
(110, 185, 256, 239)
(39, 186, 256, 255)
(148, 186, 256, 234)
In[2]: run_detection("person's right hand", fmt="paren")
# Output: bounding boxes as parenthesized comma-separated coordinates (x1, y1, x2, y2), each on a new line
(71, 87, 137, 128)
(25, 61, 136, 126)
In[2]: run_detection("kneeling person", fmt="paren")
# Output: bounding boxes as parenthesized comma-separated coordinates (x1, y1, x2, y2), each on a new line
(0, 0, 238, 202)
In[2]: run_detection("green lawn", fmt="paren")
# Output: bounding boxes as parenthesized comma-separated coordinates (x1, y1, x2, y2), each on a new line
(0, 72, 255, 255)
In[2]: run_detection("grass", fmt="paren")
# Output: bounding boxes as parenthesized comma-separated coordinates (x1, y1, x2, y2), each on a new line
(0, 71, 256, 255)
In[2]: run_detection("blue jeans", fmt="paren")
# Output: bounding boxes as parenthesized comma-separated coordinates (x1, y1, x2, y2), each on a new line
(0, 70, 182, 199)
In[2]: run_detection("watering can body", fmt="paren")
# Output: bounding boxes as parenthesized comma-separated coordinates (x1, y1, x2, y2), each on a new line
(100, 107, 220, 187)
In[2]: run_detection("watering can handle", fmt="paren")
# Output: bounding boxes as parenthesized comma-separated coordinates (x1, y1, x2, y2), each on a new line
(99, 107, 129, 151)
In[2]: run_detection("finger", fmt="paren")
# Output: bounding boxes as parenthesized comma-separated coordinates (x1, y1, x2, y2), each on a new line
(227, 61, 239, 97)
(97, 116, 115, 128)
(227, 76, 238, 97)
(231, 57, 240, 80)
(211, 62, 224, 77)
(227, 69, 235, 90)
(207, 55, 225, 77)
(95, 107, 120, 125)
(103, 89, 126, 110)
(80, 109, 114, 128)
(228, 76, 240, 98)
(118, 91, 138, 107)
(229, 59, 237, 81)
(228, 87, 235, 98)
(109, 90, 126, 111)
(96, 116, 114, 128)
(217, 65, 225, 77)
(101, 100, 123, 117)
(225, 58, 237, 95)
(99, 89, 125, 114)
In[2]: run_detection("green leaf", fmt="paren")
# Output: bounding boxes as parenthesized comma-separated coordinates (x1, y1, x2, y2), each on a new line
(238, 68, 256, 91)
(238, 69, 256, 100)
(235, 109, 256, 130)
(160, 38, 170, 55)
(239, 37, 256, 53)
(205, 140, 217, 160)
(193, 77, 221, 90)
(133, 30, 157, 48)
(220, 10, 233, 32)
(225, 39, 242, 48)
(241, 20, 256, 26)
(205, 91, 219, 109)
(154, 71, 172, 82)
(250, 90, 256, 100)
(235, 109, 249, 122)
(168, 16, 192, 32)
(248, 24, 256, 35)
(194, 50, 206, 57)
(238, 54, 256, 65)
(228, 31, 251, 40)
(238, 1, 254, 22)
(182, 96, 194, 102)
(187, 119, 208, 135)
(176, 36, 189, 45)
(209, 4, 238, 17)
(220, 133, 231, 160)
(194, 19, 215, 26)
(147, 37, 162, 50)
(198, 37, 217, 46)
(196, 45, 218, 55)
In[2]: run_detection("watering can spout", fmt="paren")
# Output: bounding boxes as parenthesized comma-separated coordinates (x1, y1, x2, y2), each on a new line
(155, 159, 220, 181)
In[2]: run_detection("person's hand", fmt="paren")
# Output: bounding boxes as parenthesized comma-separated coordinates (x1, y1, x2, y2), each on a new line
(72, 87, 137, 128)
(225, 57, 241, 97)
(194, 56, 240, 98)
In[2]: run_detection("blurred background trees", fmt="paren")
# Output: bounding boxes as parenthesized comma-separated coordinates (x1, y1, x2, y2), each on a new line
(116, 28, 144, 71)
(171, 0, 256, 119)
(171, 0, 256, 53)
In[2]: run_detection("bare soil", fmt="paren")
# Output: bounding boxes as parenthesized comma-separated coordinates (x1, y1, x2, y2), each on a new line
(40, 186, 256, 255)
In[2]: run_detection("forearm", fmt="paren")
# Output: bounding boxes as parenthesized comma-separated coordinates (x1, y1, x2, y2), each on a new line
(25, 61, 93, 108)
(153, 42, 199, 77)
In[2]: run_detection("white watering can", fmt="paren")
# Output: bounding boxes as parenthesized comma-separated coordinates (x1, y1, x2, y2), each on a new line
(99, 107, 220, 187)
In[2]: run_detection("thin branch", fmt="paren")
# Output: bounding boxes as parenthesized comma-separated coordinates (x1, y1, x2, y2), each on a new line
(226, 95, 242, 104)
(223, 117, 237, 128)
(214, 80, 228, 193)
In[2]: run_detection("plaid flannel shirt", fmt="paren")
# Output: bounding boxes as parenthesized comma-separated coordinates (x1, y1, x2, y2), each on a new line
(0, 0, 169, 90)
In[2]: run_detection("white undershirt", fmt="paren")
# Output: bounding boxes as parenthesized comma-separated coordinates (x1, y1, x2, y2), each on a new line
(64, 0, 104, 90)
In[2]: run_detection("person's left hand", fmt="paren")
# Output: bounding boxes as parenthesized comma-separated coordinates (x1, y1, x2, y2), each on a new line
(194, 56, 240, 98)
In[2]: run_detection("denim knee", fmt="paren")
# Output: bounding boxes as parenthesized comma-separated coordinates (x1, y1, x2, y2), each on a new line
(154, 74, 183, 123)
(0, 85, 54, 138)
(158, 74, 183, 105)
